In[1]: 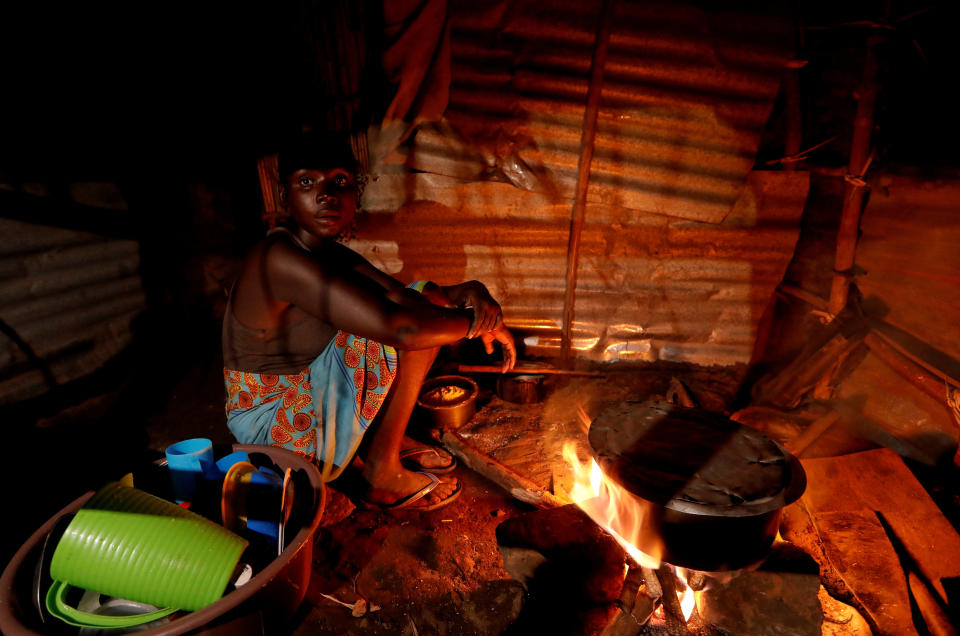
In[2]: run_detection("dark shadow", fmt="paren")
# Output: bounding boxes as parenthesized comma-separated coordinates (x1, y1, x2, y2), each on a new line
(498, 505, 626, 636)
(942, 577, 960, 626)
(503, 562, 618, 636)
(0, 189, 137, 239)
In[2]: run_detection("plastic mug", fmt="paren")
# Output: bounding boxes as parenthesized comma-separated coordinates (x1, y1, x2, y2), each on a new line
(48, 481, 248, 612)
(214, 450, 250, 477)
(165, 438, 215, 502)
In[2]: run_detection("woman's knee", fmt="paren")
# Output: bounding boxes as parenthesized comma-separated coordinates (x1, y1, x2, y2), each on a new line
(399, 346, 440, 361)
(396, 346, 440, 374)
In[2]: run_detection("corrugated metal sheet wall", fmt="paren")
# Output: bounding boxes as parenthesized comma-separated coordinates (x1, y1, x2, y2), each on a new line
(358, 0, 808, 365)
(857, 175, 960, 364)
(0, 217, 146, 405)
(411, 0, 794, 223)
(359, 169, 807, 366)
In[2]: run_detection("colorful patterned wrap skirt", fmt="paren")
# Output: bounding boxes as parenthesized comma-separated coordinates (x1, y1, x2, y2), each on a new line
(223, 281, 429, 481)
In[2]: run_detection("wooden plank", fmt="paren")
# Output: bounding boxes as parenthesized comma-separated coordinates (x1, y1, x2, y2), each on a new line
(440, 429, 568, 508)
(876, 511, 959, 636)
(811, 509, 917, 635)
(801, 449, 960, 604)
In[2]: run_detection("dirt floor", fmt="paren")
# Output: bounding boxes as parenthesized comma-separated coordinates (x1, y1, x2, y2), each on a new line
(296, 472, 530, 635)
(136, 356, 536, 636)
(133, 355, 751, 636)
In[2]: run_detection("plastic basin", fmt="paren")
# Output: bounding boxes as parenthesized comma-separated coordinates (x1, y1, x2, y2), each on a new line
(0, 445, 326, 636)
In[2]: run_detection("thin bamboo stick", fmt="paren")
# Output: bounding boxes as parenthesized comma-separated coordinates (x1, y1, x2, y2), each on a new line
(864, 332, 960, 399)
(560, 0, 618, 365)
(457, 364, 604, 377)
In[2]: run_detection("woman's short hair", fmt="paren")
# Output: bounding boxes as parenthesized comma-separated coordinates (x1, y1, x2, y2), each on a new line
(277, 131, 359, 182)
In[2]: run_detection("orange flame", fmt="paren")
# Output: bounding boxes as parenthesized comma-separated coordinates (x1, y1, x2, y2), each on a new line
(675, 567, 697, 621)
(562, 442, 660, 569)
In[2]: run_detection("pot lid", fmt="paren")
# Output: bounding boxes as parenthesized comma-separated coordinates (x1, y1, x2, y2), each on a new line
(588, 400, 806, 517)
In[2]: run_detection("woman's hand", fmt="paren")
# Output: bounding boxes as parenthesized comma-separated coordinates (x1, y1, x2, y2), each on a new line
(480, 324, 517, 373)
(447, 281, 503, 339)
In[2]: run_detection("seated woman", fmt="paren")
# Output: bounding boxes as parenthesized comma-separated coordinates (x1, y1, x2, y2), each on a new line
(222, 131, 515, 512)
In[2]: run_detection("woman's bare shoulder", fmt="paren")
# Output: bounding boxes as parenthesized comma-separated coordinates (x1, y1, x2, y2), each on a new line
(260, 234, 375, 293)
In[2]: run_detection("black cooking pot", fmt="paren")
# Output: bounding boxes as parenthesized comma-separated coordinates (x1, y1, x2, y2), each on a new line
(588, 400, 806, 572)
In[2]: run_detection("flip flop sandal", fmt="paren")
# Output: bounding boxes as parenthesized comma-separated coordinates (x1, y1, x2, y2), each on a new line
(399, 447, 458, 474)
(358, 472, 462, 512)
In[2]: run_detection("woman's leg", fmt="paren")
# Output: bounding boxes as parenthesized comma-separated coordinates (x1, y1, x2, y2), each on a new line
(360, 346, 459, 505)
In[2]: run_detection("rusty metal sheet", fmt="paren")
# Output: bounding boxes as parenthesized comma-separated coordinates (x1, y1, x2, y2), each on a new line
(0, 215, 106, 256)
(359, 169, 807, 365)
(409, 0, 793, 223)
(856, 175, 960, 363)
(0, 218, 146, 405)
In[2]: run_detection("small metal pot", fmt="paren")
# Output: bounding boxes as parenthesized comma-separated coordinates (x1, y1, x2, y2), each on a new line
(496, 374, 547, 404)
(495, 361, 554, 404)
(417, 375, 479, 430)
(589, 400, 806, 572)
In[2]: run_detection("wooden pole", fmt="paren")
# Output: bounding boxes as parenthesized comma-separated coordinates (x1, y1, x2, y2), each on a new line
(867, 328, 960, 391)
(864, 333, 958, 404)
(560, 0, 618, 364)
(828, 35, 882, 317)
(786, 411, 842, 457)
(782, 7, 805, 172)
(457, 364, 604, 377)
(782, 63, 804, 172)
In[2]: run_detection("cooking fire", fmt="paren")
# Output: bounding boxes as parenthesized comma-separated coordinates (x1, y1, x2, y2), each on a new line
(561, 438, 706, 631)
(511, 398, 806, 634)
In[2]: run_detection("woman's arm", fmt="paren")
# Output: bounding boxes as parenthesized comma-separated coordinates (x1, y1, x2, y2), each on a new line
(351, 258, 456, 308)
(330, 246, 515, 368)
(265, 242, 473, 350)
(352, 257, 501, 337)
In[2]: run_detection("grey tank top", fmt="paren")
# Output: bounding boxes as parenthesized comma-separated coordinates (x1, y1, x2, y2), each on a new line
(221, 230, 338, 374)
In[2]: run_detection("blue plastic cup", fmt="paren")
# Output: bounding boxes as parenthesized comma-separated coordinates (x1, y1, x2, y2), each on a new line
(214, 451, 250, 477)
(165, 438, 214, 502)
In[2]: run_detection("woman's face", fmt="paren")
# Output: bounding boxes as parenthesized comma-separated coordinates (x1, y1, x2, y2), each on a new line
(283, 167, 359, 241)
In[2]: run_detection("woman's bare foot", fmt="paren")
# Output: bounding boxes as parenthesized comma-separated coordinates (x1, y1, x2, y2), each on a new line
(399, 435, 455, 470)
(361, 466, 460, 510)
